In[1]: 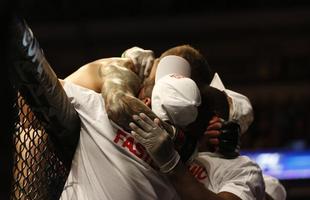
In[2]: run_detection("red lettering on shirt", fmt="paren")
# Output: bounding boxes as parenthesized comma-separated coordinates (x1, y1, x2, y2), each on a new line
(135, 142, 145, 159)
(114, 130, 127, 143)
(114, 129, 151, 164)
(122, 136, 135, 154)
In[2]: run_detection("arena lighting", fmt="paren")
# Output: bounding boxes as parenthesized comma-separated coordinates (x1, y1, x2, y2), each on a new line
(241, 149, 310, 180)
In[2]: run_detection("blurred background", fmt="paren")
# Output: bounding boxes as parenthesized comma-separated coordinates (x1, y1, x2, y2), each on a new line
(3, 0, 310, 199)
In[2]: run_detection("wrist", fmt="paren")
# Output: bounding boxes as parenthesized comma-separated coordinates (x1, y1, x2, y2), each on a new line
(165, 157, 186, 177)
(159, 150, 181, 174)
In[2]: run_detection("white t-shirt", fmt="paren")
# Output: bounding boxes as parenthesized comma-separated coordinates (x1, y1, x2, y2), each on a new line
(263, 174, 286, 200)
(190, 152, 265, 200)
(60, 82, 179, 200)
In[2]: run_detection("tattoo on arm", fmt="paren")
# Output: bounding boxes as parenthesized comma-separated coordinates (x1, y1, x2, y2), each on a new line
(99, 61, 156, 131)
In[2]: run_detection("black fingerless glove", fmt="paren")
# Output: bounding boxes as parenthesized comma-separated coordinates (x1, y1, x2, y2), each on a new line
(218, 121, 241, 159)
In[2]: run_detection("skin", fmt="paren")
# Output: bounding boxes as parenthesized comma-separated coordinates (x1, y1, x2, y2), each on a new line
(61, 44, 262, 199)
(62, 56, 243, 200)
(62, 57, 172, 133)
(130, 113, 243, 200)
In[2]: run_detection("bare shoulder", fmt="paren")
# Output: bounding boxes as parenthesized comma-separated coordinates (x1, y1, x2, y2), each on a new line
(95, 57, 135, 74)
(64, 59, 108, 92)
(64, 57, 136, 92)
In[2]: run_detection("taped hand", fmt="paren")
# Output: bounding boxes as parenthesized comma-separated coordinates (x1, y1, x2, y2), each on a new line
(121, 46, 154, 79)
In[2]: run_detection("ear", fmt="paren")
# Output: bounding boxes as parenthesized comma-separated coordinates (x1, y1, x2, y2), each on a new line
(142, 97, 151, 107)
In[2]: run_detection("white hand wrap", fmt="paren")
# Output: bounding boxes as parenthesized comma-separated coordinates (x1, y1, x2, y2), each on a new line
(121, 46, 154, 78)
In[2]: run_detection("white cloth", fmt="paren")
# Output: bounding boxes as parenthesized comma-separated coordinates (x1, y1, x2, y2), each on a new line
(190, 152, 265, 200)
(155, 55, 191, 82)
(263, 174, 286, 200)
(152, 74, 201, 127)
(210, 73, 254, 134)
(60, 82, 179, 200)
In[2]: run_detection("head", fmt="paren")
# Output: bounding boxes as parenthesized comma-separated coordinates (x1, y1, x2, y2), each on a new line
(138, 44, 212, 103)
(139, 55, 201, 127)
(152, 56, 201, 127)
(160, 44, 213, 88)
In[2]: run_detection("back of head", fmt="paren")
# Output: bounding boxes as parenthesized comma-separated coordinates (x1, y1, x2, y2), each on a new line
(152, 55, 201, 127)
(159, 44, 213, 88)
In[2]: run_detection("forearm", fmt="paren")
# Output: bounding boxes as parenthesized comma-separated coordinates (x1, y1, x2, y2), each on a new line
(168, 162, 226, 200)
(100, 62, 155, 131)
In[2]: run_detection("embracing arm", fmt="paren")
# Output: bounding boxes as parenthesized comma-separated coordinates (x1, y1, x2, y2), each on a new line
(65, 57, 136, 92)
(129, 114, 242, 200)
(168, 162, 241, 200)
(94, 58, 171, 132)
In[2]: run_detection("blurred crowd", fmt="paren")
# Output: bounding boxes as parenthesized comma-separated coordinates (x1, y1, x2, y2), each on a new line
(242, 96, 310, 151)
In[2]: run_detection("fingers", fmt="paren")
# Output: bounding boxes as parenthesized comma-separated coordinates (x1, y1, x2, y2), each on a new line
(207, 115, 224, 131)
(130, 113, 156, 133)
(130, 59, 140, 76)
(129, 122, 149, 138)
(207, 121, 222, 130)
(208, 138, 220, 145)
(205, 130, 221, 138)
(130, 130, 144, 142)
(143, 58, 154, 77)
(209, 115, 223, 125)
(137, 61, 144, 79)
(139, 113, 156, 127)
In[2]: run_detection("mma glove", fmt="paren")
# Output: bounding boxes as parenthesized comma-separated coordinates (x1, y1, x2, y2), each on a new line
(218, 120, 241, 158)
(129, 113, 180, 173)
(121, 46, 154, 78)
(205, 116, 241, 158)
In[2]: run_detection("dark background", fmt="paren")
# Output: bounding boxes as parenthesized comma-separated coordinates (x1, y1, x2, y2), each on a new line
(3, 0, 310, 199)
(10, 0, 309, 151)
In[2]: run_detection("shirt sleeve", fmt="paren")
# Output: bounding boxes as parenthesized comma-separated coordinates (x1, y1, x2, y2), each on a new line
(62, 81, 78, 105)
(219, 158, 265, 200)
(223, 89, 254, 134)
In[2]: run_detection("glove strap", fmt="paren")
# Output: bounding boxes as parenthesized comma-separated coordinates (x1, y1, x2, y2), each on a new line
(159, 151, 180, 174)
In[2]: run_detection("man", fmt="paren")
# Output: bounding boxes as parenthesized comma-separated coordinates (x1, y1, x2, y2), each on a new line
(63, 54, 265, 200)
(62, 51, 262, 200)
(10, 17, 259, 199)
(122, 45, 253, 157)
(126, 46, 284, 200)
(10, 17, 181, 200)
(65, 45, 252, 162)
(129, 57, 265, 200)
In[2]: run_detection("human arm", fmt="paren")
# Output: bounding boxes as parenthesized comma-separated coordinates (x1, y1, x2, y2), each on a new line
(199, 116, 241, 158)
(198, 73, 254, 156)
(64, 57, 136, 92)
(129, 113, 242, 200)
(169, 162, 241, 200)
(63, 53, 159, 131)
(96, 58, 160, 131)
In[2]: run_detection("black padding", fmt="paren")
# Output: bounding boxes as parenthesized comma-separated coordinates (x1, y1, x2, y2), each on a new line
(219, 121, 241, 159)
(200, 85, 230, 121)
(8, 16, 80, 168)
